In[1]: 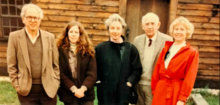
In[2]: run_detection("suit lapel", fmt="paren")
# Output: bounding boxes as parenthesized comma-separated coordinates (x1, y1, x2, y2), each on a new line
(139, 35, 146, 61)
(152, 32, 163, 62)
(41, 30, 49, 73)
(18, 28, 31, 73)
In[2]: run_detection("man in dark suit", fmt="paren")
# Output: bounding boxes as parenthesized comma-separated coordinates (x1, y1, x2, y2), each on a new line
(7, 3, 60, 105)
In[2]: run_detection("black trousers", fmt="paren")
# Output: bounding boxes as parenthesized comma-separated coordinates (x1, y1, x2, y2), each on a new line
(17, 84, 57, 105)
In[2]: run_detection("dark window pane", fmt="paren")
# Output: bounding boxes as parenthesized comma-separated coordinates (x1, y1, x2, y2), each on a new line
(24, 0, 31, 3)
(3, 27, 10, 36)
(9, 6, 16, 15)
(9, 0, 15, 4)
(1, 0, 8, 4)
(2, 17, 10, 26)
(17, 7, 21, 15)
(2, 6, 8, 15)
(18, 18, 24, 27)
(10, 18, 18, 26)
(17, 0, 23, 5)
(11, 28, 17, 32)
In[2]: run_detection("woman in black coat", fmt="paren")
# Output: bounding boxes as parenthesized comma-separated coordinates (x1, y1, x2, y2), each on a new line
(57, 21, 97, 105)
(95, 14, 142, 105)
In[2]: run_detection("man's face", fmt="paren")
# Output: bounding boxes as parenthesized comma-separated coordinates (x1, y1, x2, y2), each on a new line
(142, 18, 160, 37)
(22, 8, 41, 31)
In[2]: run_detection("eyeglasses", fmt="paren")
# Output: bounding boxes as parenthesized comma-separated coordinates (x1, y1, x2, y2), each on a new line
(25, 16, 40, 21)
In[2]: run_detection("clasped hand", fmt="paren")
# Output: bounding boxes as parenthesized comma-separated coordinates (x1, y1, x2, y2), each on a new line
(73, 88, 85, 98)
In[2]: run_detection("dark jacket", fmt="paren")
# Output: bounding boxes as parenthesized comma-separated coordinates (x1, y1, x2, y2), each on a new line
(57, 48, 97, 103)
(95, 40, 142, 105)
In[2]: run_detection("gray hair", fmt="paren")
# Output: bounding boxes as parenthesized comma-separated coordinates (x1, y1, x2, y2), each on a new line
(105, 14, 127, 29)
(142, 12, 160, 24)
(20, 3, 44, 19)
(169, 16, 194, 39)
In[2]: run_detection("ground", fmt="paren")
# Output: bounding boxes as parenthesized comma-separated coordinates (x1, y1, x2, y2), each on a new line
(0, 77, 219, 105)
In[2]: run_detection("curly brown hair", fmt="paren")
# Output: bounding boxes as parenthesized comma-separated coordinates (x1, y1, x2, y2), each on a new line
(56, 21, 95, 57)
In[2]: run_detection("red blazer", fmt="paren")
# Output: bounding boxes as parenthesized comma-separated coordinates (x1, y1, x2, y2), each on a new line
(151, 41, 199, 105)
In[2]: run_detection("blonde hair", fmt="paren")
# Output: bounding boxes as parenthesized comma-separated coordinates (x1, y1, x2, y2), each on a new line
(169, 17, 194, 39)
(105, 14, 127, 30)
(20, 3, 44, 19)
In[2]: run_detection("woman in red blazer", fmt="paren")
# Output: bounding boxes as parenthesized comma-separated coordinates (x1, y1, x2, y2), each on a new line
(151, 17, 199, 105)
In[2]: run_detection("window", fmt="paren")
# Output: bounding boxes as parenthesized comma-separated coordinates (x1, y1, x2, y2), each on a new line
(0, 0, 31, 38)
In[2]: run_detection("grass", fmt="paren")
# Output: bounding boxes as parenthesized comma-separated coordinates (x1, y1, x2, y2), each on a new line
(1, 81, 219, 105)
(0, 81, 98, 105)
(186, 86, 219, 105)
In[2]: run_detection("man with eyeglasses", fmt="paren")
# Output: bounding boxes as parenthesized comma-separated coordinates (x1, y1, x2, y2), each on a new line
(7, 3, 60, 105)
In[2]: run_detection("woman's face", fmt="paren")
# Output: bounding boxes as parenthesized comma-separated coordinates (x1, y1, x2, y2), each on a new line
(173, 24, 187, 43)
(109, 21, 123, 40)
(68, 25, 80, 44)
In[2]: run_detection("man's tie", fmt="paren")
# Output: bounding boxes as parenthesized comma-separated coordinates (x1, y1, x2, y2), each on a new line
(148, 39, 152, 47)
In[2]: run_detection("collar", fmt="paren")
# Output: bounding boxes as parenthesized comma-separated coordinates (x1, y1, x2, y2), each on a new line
(25, 27, 40, 39)
(145, 32, 158, 42)
(109, 35, 125, 45)
(70, 42, 77, 52)
(164, 41, 190, 52)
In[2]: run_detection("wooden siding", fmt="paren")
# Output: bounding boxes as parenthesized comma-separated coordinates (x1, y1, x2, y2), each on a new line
(177, 0, 219, 88)
(37, 0, 121, 46)
(0, 0, 125, 76)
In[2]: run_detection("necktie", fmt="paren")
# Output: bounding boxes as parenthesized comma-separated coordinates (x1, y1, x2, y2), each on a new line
(148, 39, 152, 47)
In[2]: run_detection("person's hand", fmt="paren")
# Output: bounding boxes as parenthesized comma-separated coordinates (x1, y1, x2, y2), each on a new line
(74, 88, 85, 98)
(96, 81, 101, 84)
(126, 82, 132, 87)
(176, 100, 184, 105)
(15, 85, 20, 92)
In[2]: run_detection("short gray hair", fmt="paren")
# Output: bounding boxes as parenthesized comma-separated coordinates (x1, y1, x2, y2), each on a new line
(20, 3, 44, 19)
(142, 12, 160, 24)
(105, 14, 127, 29)
(169, 16, 194, 39)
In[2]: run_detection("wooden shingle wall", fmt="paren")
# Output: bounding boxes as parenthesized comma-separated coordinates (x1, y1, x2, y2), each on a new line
(177, 0, 219, 88)
(37, 0, 120, 46)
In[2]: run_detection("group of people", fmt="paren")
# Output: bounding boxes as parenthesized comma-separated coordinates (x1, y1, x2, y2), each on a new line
(7, 3, 199, 105)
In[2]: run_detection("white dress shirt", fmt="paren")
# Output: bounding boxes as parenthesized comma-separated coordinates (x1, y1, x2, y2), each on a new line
(25, 27, 40, 44)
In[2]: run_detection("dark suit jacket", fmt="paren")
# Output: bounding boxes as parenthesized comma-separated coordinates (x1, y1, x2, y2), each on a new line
(58, 48, 97, 102)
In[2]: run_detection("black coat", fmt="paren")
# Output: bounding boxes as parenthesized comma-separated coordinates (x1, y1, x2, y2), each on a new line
(95, 41, 142, 105)
(57, 48, 97, 103)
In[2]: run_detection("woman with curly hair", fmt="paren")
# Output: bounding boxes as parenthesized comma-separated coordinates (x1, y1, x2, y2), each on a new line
(57, 21, 97, 105)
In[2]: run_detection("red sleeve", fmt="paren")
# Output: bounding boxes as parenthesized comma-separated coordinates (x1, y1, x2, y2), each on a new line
(151, 48, 165, 95)
(178, 50, 199, 102)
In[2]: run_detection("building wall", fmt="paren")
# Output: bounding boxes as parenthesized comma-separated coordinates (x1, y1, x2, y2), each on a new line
(177, 0, 219, 88)
(0, 0, 219, 89)
(0, 0, 122, 75)
(37, 0, 120, 46)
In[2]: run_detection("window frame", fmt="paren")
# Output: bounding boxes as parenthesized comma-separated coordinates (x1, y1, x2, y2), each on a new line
(0, 0, 36, 41)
